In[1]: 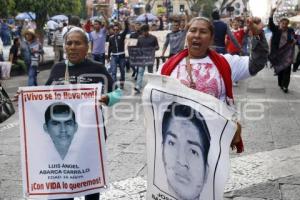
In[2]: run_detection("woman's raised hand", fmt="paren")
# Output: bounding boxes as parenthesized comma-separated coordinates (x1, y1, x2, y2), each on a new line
(246, 17, 264, 36)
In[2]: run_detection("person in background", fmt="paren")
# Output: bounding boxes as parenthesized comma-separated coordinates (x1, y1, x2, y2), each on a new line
(293, 24, 300, 72)
(84, 19, 93, 39)
(211, 10, 241, 54)
(46, 19, 58, 45)
(134, 24, 159, 94)
(53, 23, 64, 63)
(21, 29, 43, 86)
(128, 22, 142, 79)
(0, 38, 4, 61)
(9, 37, 26, 72)
(269, 7, 295, 93)
(107, 18, 129, 89)
(0, 19, 11, 46)
(161, 10, 190, 59)
(90, 12, 109, 64)
(226, 17, 246, 55)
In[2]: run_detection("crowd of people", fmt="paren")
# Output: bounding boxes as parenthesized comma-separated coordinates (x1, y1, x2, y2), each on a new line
(0, 6, 300, 199)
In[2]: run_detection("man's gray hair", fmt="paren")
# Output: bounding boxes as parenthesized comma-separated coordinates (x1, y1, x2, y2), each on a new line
(64, 28, 89, 45)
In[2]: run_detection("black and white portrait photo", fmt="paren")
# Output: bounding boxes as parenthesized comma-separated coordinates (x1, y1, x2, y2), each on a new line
(43, 102, 78, 160)
(161, 102, 210, 200)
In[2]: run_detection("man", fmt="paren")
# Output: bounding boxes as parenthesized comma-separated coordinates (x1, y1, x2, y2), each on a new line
(211, 10, 241, 54)
(46, 19, 58, 45)
(90, 13, 109, 64)
(53, 23, 64, 63)
(107, 19, 129, 88)
(62, 16, 82, 38)
(161, 20, 186, 58)
(161, 102, 210, 200)
(161, 11, 189, 58)
(129, 22, 142, 78)
(134, 24, 159, 94)
(43, 102, 78, 160)
(9, 37, 26, 72)
(269, 7, 295, 93)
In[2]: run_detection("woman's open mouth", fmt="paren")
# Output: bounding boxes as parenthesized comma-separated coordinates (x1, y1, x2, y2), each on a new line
(191, 41, 201, 48)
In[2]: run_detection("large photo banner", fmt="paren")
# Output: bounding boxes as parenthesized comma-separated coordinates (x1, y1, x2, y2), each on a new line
(142, 75, 237, 200)
(18, 84, 107, 199)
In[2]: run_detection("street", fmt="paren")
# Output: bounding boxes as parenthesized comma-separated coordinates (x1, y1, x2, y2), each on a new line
(0, 65, 300, 200)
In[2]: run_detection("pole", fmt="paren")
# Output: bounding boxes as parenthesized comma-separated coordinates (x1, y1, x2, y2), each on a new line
(166, 0, 169, 23)
(117, 3, 120, 21)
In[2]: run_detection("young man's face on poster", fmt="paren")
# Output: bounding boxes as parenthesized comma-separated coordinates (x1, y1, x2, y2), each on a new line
(160, 102, 211, 200)
(162, 117, 206, 200)
(44, 103, 78, 160)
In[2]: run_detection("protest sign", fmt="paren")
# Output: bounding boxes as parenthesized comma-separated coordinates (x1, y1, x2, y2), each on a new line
(125, 30, 171, 57)
(142, 75, 237, 200)
(19, 84, 107, 199)
(128, 47, 156, 67)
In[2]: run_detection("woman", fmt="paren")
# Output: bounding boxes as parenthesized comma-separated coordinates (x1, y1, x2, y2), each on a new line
(21, 29, 43, 86)
(159, 16, 269, 152)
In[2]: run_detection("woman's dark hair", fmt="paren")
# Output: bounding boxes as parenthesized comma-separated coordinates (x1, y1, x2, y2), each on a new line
(211, 10, 220, 20)
(162, 102, 211, 163)
(13, 37, 19, 45)
(140, 24, 150, 32)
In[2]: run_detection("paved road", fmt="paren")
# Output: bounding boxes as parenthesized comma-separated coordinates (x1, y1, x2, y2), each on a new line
(1, 66, 300, 200)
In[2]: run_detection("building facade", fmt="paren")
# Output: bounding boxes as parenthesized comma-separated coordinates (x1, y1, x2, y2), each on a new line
(215, 0, 249, 17)
(86, 0, 114, 18)
(151, 0, 190, 16)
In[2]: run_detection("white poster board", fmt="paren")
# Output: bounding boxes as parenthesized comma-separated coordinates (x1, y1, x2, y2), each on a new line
(19, 84, 108, 199)
(142, 75, 237, 200)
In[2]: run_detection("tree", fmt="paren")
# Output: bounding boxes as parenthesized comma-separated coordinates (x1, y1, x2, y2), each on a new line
(79, 0, 87, 19)
(10, 0, 82, 43)
(218, 0, 237, 14)
(146, 0, 156, 12)
(0, 0, 15, 18)
(185, 0, 216, 17)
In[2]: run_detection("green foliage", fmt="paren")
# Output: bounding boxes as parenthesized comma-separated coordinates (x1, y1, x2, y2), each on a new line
(14, 0, 82, 17)
(0, 0, 16, 18)
(79, 0, 87, 19)
(188, 0, 216, 17)
(4, 0, 82, 38)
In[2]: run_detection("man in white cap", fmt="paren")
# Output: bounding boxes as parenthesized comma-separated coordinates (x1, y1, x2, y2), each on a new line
(53, 23, 64, 63)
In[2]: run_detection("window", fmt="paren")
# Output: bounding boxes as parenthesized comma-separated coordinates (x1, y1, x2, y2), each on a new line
(235, 2, 240, 9)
